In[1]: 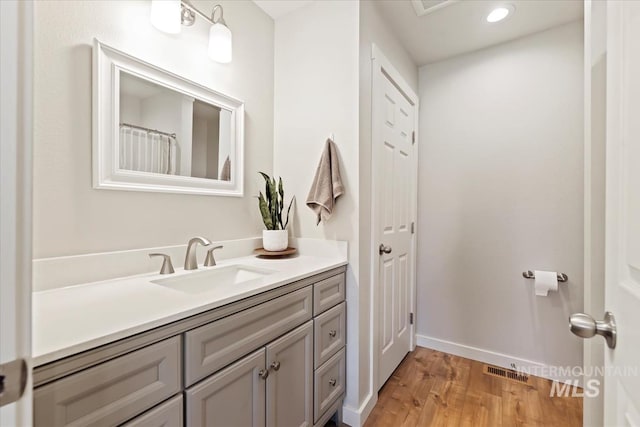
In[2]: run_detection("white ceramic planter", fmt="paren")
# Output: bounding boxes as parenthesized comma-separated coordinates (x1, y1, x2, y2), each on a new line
(262, 229, 288, 252)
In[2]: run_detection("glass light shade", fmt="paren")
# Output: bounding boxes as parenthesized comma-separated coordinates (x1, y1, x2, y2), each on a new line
(208, 23, 232, 63)
(150, 0, 181, 34)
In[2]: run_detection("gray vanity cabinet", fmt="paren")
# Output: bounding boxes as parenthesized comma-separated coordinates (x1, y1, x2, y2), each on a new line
(33, 266, 346, 427)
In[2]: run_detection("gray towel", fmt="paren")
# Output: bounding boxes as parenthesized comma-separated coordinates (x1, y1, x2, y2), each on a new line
(219, 156, 231, 181)
(306, 138, 344, 225)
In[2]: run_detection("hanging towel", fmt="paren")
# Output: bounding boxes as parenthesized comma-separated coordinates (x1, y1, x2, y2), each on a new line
(220, 155, 231, 181)
(306, 138, 344, 225)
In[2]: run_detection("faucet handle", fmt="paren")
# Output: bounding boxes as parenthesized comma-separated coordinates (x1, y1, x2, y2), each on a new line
(149, 253, 175, 274)
(204, 246, 224, 267)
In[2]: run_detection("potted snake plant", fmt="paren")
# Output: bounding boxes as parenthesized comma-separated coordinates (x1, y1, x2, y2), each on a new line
(257, 172, 294, 251)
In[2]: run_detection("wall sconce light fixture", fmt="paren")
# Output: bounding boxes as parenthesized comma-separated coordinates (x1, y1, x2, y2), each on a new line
(150, 0, 232, 63)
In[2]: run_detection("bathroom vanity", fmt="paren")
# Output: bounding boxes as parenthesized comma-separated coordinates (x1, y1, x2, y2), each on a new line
(32, 253, 347, 427)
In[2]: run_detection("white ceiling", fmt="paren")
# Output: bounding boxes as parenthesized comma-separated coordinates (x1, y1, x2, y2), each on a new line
(374, 0, 584, 65)
(253, 0, 313, 20)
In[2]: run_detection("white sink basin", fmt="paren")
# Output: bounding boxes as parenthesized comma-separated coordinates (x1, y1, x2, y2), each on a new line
(151, 265, 276, 295)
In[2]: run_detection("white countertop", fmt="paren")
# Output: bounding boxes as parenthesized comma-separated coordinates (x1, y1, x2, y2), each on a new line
(33, 253, 347, 366)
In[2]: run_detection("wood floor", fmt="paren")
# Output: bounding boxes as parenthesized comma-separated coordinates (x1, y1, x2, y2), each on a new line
(363, 347, 582, 427)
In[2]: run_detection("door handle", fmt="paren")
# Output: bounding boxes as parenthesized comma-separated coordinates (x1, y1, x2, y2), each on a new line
(0, 359, 28, 407)
(379, 244, 392, 255)
(569, 311, 617, 349)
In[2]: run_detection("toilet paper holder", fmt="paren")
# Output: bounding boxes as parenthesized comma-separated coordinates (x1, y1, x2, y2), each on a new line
(522, 270, 568, 282)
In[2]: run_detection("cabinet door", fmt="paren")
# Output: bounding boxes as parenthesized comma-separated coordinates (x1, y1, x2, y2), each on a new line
(266, 321, 314, 427)
(185, 348, 266, 427)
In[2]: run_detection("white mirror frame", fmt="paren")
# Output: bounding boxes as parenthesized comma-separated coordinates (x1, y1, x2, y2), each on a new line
(92, 39, 245, 196)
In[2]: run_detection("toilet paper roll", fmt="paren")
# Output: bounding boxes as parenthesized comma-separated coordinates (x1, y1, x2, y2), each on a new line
(534, 270, 558, 296)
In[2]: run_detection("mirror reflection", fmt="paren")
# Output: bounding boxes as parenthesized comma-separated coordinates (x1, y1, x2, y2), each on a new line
(119, 71, 232, 181)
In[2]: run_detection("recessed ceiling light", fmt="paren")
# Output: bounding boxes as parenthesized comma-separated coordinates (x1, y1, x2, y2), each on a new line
(487, 5, 514, 23)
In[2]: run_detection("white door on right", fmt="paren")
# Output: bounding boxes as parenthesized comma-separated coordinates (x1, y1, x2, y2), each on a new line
(602, 1, 640, 423)
(373, 63, 416, 387)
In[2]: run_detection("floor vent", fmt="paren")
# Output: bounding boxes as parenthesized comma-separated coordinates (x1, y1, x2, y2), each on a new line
(483, 364, 530, 385)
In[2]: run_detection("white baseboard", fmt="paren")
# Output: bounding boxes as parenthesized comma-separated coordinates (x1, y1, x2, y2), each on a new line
(415, 334, 582, 385)
(342, 392, 377, 427)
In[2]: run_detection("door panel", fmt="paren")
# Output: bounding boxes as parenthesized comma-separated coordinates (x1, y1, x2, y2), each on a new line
(381, 260, 395, 353)
(0, 0, 33, 424)
(376, 70, 416, 386)
(604, 1, 640, 423)
(382, 142, 395, 229)
(398, 254, 409, 336)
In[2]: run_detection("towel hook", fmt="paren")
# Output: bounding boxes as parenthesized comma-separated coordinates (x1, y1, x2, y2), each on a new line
(329, 132, 335, 141)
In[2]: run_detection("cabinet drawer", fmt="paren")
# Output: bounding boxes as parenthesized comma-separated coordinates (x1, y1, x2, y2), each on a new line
(314, 302, 345, 368)
(34, 337, 181, 427)
(314, 348, 345, 423)
(185, 286, 312, 386)
(313, 273, 345, 315)
(121, 395, 183, 427)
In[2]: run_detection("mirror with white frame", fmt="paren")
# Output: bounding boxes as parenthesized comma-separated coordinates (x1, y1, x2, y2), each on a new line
(93, 39, 244, 196)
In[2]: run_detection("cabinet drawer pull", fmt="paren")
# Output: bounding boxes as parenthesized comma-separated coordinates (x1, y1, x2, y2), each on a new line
(329, 378, 337, 387)
(269, 361, 281, 371)
(258, 369, 269, 380)
(329, 330, 337, 338)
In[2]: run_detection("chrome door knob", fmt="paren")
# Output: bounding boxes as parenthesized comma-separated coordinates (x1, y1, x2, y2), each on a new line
(569, 311, 617, 349)
(270, 361, 281, 371)
(379, 244, 392, 255)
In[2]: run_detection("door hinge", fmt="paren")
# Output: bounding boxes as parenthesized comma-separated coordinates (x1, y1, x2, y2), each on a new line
(409, 313, 414, 325)
(411, 222, 415, 234)
(412, 131, 415, 145)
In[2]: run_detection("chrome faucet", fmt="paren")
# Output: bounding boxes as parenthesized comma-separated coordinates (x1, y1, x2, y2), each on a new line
(184, 236, 212, 270)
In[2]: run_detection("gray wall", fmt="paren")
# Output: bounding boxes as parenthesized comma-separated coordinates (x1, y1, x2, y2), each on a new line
(33, 0, 274, 257)
(417, 21, 584, 371)
(273, 0, 360, 412)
